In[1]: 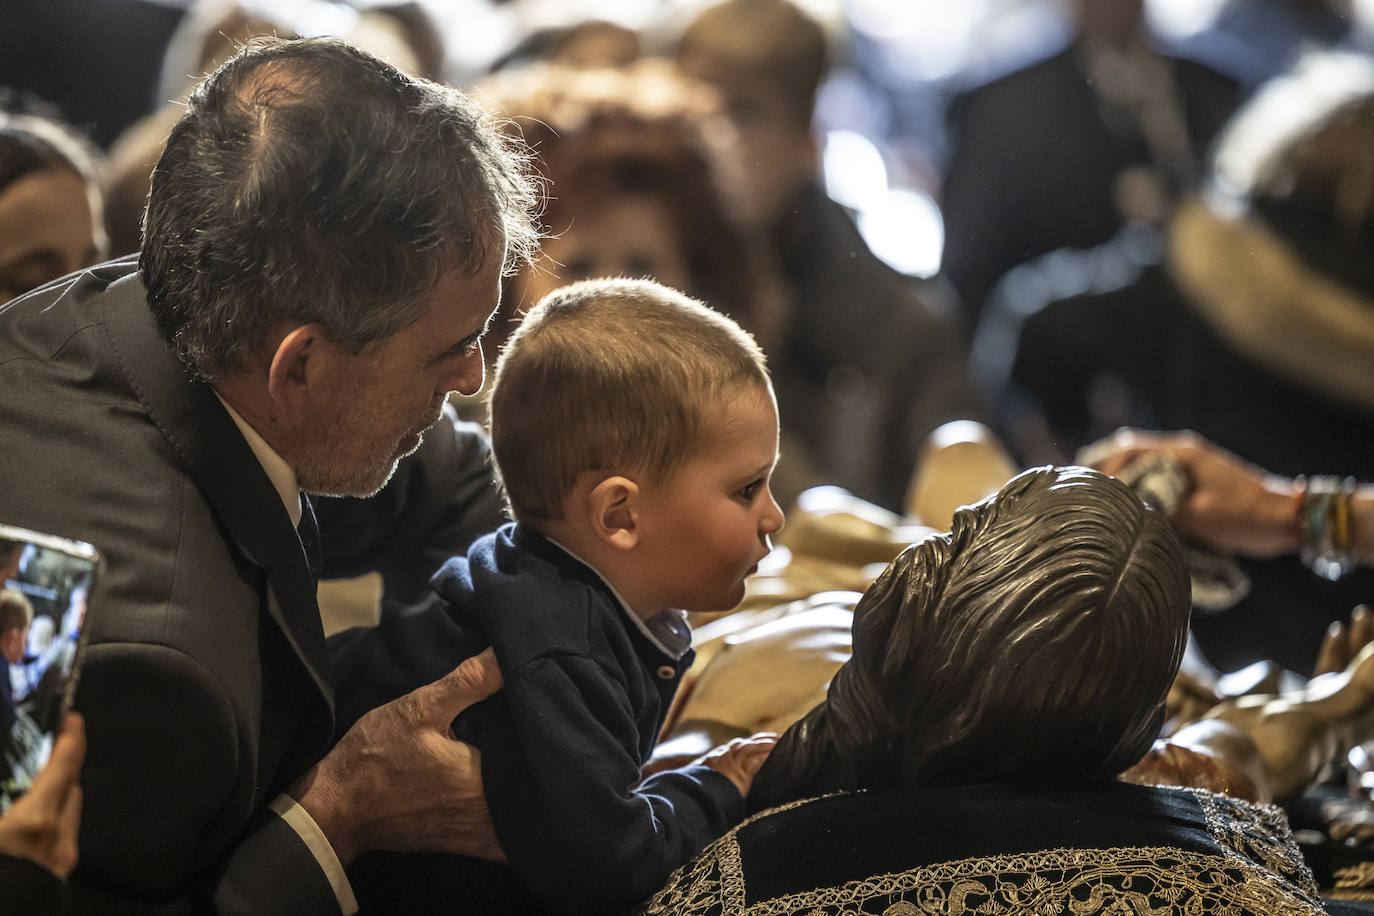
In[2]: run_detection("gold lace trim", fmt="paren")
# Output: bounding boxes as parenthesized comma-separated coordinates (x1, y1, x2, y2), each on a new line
(641, 790, 1326, 916)
(1189, 786, 1320, 898)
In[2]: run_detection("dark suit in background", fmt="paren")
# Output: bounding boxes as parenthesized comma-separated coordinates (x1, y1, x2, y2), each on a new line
(0, 0, 185, 148)
(940, 41, 1239, 327)
(771, 182, 984, 513)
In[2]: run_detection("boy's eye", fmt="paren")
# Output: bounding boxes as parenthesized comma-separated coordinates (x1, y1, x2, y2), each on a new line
(738, 481, 759, 501)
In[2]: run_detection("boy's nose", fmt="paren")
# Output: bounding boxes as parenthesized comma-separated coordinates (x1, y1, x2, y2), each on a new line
(759, 493, 785, 539)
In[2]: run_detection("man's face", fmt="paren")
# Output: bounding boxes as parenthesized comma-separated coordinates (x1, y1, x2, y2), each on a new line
(295, 252, 504, 497)
(632, 384, 785, 613)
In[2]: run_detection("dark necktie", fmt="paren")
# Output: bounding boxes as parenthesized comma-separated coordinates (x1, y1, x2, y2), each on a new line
(297, 493, 321, 577)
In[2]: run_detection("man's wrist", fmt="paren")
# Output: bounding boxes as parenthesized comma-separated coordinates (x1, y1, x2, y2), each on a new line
(268, 796, 361, 914)
(291, 764, 363, 866)
(1262, 475, 1303, 555)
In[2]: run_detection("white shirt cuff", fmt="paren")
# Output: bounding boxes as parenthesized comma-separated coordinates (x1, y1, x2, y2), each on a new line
(269, 795, 359, 916)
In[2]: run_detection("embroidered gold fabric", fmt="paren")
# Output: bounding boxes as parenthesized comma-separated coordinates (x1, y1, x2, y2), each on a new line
(640, 790, 1327, 916)
(1189, 787, 1320, 898)
(1331, 862, 1374, 901)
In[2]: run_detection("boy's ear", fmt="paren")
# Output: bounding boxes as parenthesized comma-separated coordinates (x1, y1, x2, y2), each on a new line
(588, 475, 641, 551)
(266, 323, 331, 415)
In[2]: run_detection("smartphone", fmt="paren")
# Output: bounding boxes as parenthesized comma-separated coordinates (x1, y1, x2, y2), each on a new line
(0, 523, 100, 811)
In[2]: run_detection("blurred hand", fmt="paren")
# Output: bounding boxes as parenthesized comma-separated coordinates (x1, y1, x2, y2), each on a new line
(0, 712, 85, 878)
(694, 732, 778, 798)
(293, 648, 505, 865)
(1090, 429, 1298, 558)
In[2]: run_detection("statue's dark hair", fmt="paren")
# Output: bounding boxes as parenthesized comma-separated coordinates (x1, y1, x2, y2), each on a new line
(140, 36, 540, 379)
(750, 466, 1190, 811)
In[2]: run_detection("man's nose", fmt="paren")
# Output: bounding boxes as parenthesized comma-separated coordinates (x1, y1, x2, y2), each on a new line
(444, 345, 486, 397)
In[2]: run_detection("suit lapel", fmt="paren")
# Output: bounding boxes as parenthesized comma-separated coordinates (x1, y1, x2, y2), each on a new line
(100, 267, 334, 732)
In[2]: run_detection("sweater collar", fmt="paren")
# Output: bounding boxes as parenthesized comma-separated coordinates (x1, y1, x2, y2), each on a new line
(529, 528, 692, 661)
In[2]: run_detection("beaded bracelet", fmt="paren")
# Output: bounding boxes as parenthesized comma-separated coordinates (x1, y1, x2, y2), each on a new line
(1297, 474, 1358, 581)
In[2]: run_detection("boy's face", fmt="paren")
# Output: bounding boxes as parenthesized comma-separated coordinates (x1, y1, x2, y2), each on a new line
(633, 383, 785, 613)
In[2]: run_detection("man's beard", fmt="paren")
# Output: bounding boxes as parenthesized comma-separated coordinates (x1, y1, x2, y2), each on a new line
(296, 401, 444, 498)
(297, 444, 405, 498)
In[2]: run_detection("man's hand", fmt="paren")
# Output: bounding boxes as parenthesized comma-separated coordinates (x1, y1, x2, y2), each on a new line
(1089, 429, 1299, 558)
(0, 712, 85, 878)
(292, 648, 505, 865)
(693, 733, 778, 799)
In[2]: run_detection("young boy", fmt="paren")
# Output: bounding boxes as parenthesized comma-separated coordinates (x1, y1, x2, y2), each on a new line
(329, 277, 784, 913)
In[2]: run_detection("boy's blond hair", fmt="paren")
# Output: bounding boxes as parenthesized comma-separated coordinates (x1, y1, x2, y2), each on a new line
(490, 277, 770, 523)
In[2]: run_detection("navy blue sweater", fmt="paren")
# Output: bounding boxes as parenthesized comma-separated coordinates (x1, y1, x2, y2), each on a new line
(329, 523, 744, 913)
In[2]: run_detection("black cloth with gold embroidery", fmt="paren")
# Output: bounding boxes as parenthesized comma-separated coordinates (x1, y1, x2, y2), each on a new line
(643, 781, 1337, 915)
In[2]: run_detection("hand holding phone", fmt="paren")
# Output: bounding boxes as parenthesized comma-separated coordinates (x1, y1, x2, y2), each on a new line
(1, 524, 100, 812)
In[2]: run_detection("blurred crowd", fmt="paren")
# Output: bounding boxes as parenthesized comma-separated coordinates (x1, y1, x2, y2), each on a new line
(4, 0, 1374, 674)
(3, 0, 1370, 497)
(2, 0, 1373, 649)
(6, 0, 1374, 909)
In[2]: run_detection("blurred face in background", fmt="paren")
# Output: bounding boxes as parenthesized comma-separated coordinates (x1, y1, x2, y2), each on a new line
(1076, 0, 1145, 47)
(0, 165, 105, 303)
(518, 192, 692, 305)
(676, 53, 816, 231)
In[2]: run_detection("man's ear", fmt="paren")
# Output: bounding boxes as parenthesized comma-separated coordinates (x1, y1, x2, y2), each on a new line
(266, 324, 330, 414)
(589, 475, 641, 551)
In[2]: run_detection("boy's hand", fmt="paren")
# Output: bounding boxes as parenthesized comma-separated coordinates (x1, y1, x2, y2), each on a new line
(694, 732, 778, 798)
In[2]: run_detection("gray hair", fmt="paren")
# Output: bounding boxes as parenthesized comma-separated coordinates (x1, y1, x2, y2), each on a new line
(141, 36, 541, 379)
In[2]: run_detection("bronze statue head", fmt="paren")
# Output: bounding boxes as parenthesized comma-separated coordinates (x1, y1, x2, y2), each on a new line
(749, 466, 1190, 811)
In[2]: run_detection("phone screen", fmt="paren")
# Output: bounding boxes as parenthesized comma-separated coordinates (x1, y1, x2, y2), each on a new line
(1, 523, 99, 812)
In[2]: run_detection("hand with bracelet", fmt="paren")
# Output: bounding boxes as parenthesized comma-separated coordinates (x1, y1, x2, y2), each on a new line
(1090, 429, 1373, 572)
